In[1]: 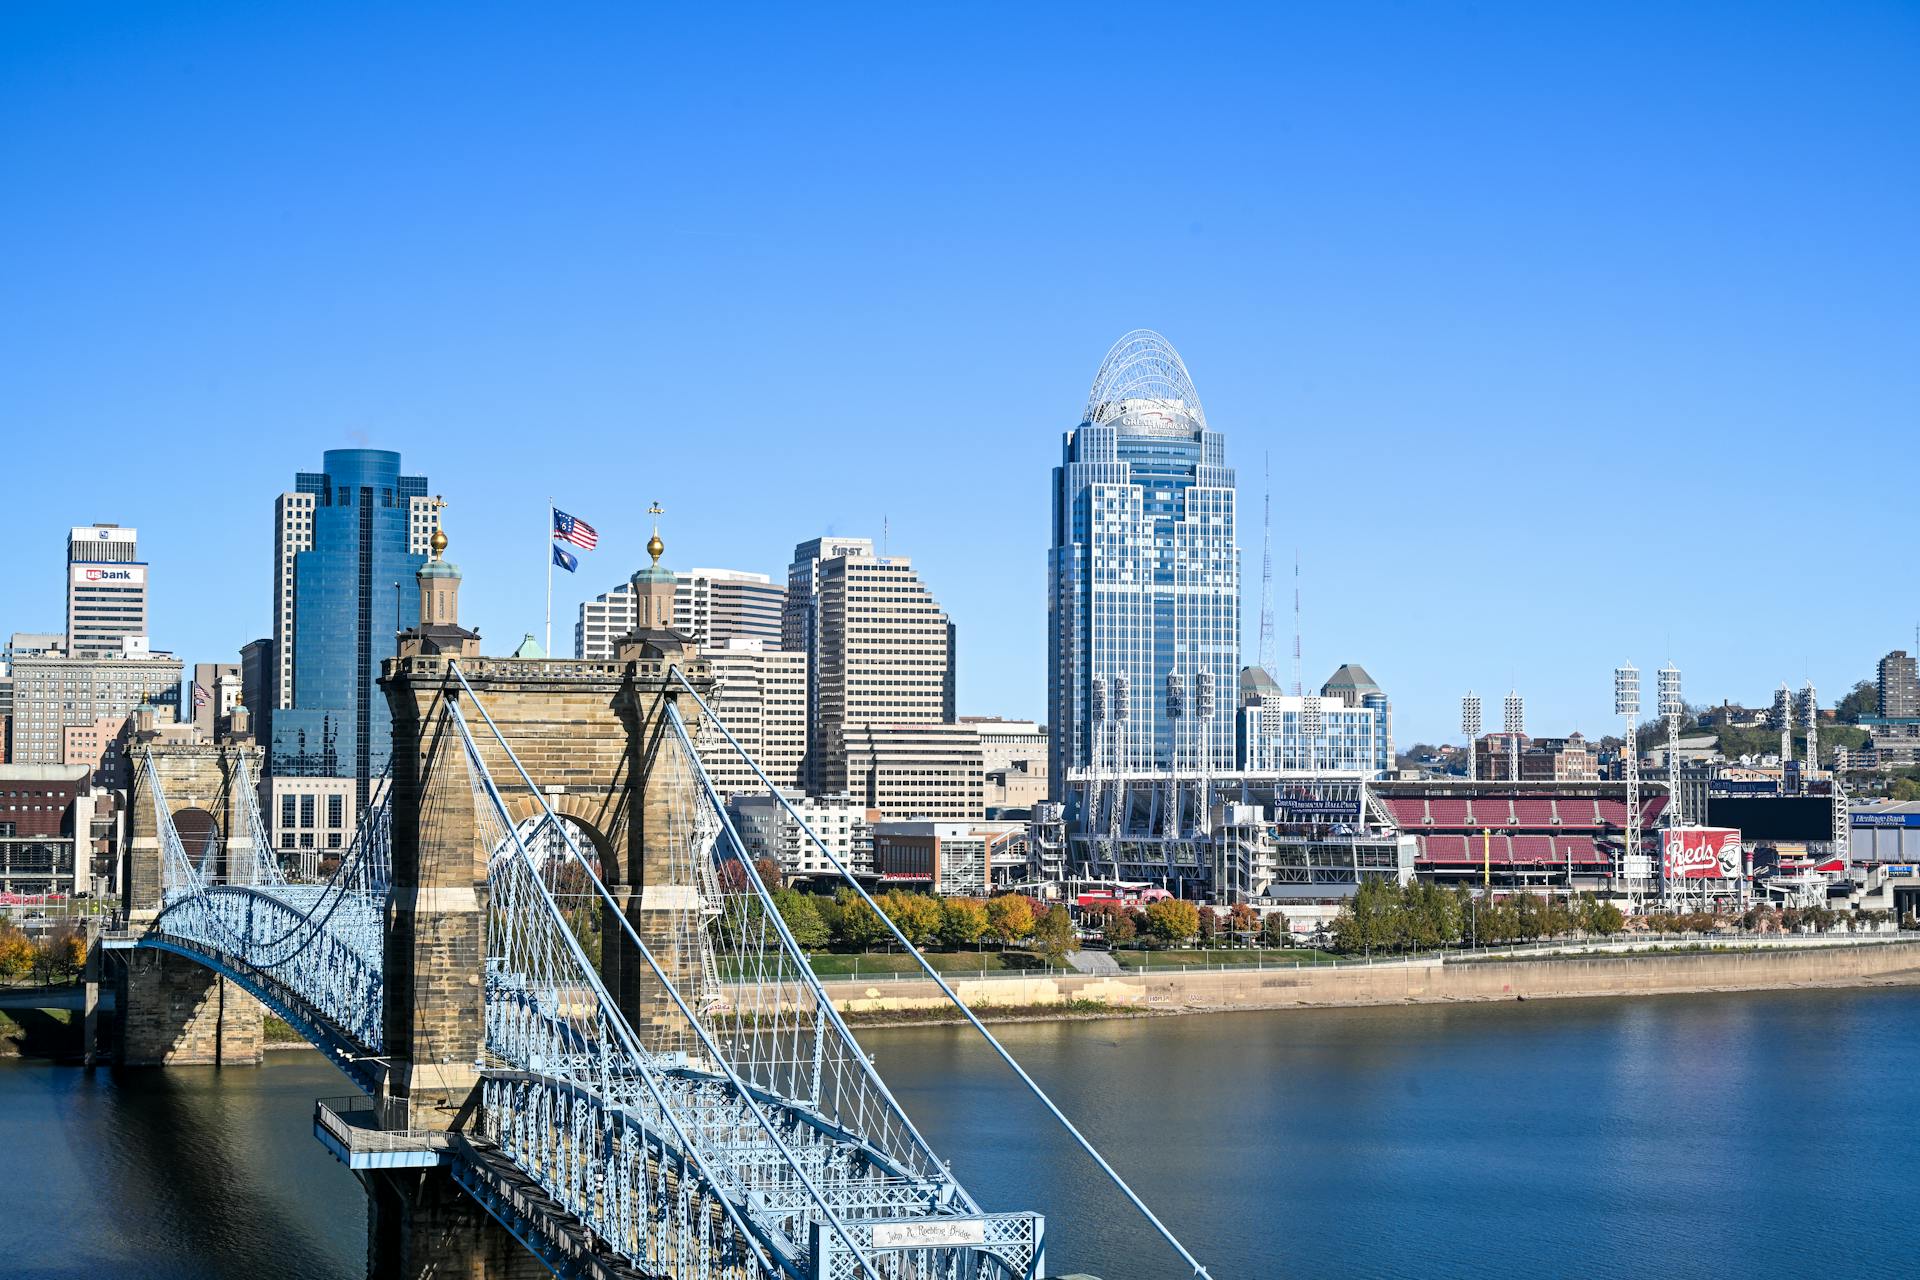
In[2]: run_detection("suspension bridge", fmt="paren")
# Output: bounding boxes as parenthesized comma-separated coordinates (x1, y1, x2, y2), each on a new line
(100, 562, 1211, 1280)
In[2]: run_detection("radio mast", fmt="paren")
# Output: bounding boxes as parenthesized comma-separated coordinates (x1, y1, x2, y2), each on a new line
(1291, 550, 1303, 697)
(1257, 453, 1276, 678)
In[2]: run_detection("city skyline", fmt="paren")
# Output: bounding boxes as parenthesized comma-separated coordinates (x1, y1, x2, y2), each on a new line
(4, 4, 1916, 746)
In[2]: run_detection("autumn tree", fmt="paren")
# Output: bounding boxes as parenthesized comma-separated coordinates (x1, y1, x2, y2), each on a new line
(1031, 905, 1076, 965)
(832, 888, 886, 948)
(939, 898, 990, 947)
(0, 926, 32, 982)
(1227, 903, 1260, 938)
(986, 894, 1035, 947)
(1143, 898, 1201, 945)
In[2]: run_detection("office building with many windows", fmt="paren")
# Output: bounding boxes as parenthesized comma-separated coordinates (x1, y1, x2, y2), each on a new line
(804, 548, 957, 796)
(574, 568, 785, 660)
(1049, 330, 1239, 792)
(701, 638, 808, 797)
(6, 649, 182, 766)
(65, 524, 149, 657)
(269, 449, 434, 804)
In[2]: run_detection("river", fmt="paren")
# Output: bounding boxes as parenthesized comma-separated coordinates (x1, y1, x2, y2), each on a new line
(6, 988, 1918, 1279)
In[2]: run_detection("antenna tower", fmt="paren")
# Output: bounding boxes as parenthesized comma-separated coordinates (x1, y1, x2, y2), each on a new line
(1291, 550, 1303, 697)
(1258, 453, 1276, 678)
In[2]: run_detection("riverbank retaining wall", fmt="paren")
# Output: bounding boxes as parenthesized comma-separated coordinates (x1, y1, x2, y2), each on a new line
(815, 941, 1920, 1017)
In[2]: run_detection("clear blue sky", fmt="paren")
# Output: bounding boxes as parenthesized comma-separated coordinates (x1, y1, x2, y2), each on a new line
(3, 2, 1915, 745)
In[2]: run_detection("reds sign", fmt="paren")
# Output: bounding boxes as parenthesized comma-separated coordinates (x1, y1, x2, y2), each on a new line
(1662, 826, 1742, 880)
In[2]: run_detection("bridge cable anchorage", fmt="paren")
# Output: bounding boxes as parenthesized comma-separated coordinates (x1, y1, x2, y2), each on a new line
(444, 668, 922, 1280)
(666, 664, 1216, 1280)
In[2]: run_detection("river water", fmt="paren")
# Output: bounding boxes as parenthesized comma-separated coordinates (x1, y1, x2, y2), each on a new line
(6, 989, 1917, 1279)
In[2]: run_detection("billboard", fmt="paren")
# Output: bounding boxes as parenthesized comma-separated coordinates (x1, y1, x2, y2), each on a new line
(1707, 796, 1833, 842)
(69, 526, 137, 544)
(1663, 826, 1743, 880)
(69, 563, 147, 586)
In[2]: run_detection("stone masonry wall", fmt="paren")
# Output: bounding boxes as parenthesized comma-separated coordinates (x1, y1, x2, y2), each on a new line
(119, 948, 265, 1066)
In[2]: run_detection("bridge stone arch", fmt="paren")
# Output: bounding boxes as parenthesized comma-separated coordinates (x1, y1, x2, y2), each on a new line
(125, 739, 264, 918)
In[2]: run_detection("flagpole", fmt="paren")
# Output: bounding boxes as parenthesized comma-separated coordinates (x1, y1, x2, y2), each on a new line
(545, 497, 554, 657)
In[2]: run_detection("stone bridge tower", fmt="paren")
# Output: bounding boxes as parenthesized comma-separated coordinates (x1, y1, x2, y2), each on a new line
(368, 516, 716, 1279)
(114, 707, 267, 1065)
(378, 521, 713, 1132)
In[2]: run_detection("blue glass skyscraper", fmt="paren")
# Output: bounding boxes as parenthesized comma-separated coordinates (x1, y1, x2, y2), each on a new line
(1049, 331, 1240, 792)
(270, 449, 429, 804)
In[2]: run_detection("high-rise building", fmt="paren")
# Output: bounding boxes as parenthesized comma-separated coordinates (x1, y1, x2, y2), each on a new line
(702, 638, 807, 797)
(190, 661, 242, 736)
(574, 568, 785, 660)
(66, 524, 148, 657)
(805, 547, 955, 795)
(838, 722, 984, 820)
(239, 638, 273, 746)
(8, 648, 183, 765)
(784, 537, 877, 757)
(270, 449, 435, 803)
(1878, 651, 1919, 719)
(1049, 330, 1240, 793)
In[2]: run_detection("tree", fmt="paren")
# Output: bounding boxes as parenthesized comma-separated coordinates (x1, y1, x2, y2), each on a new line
(1031, 905, 1076, 965)
(772, 888, 829, 950)
(986, 894, 1035, 946)
(1259, 912, 1290, 947)
(1227, 904, 1260, 939)
(832, 889, 886, 948)
(1331, 879, 1404, 953)
(1194, 905, 1221, 942)
(876, 891, 943, 947)
(0, 927, 32, 982)
(1591, 902, 1625, 935)
(1837, 680, 1877, 724)
(753, 857, 783, 888)
(1104, 911, 1138, 946)
(1143, 898, 1201, 946)
(939, 898, 990, 947)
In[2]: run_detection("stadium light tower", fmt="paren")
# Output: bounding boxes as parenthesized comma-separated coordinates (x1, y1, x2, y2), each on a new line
(1503, 692, 1524, 783)
(1302, 692, 1324, 774)
(1658, 664, 1684, 828)
(1462, 693, 1482, 781)
(1615, 664, 1642, 903)
(1772, 682, 1795, 767)
(1801, 681, 1819, 774)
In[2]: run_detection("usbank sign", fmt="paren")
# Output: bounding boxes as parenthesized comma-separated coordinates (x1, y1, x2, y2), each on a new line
(70, 563, 146, 585)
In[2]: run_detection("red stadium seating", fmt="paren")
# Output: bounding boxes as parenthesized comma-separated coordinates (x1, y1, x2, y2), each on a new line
(1429, 799, 1471, 826)
(1468, 798, 1515, 826)
(1512, 799, 1557, 826)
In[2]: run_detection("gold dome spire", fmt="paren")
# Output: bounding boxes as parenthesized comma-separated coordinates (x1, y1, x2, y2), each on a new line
(428, 494, 449, 560)
(647, 500, 665, 566)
